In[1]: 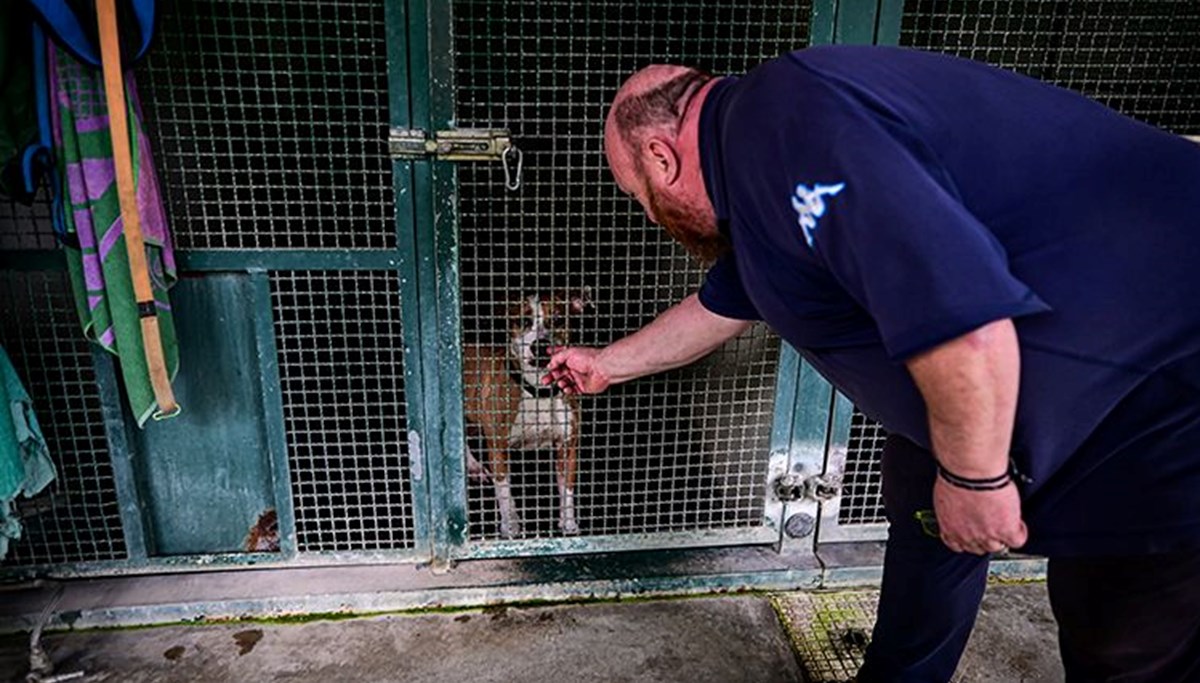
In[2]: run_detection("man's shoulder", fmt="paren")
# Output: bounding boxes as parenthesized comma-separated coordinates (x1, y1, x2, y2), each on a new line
(721, 54, 852, 138)
(717, 54, 875, 168)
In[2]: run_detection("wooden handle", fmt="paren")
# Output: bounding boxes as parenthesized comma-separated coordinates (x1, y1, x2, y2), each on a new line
(96, 0, 178, 416)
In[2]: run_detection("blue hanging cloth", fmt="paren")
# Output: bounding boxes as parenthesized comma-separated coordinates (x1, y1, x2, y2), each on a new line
(24, 0, 158, 69)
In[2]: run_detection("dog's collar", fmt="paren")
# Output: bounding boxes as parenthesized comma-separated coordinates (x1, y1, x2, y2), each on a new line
(509, 367, 559, 398)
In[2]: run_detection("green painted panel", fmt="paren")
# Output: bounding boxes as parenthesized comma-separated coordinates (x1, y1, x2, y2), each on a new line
(809, 0, 839, 45)
(93, 350, 151, 560)
(249, 272, 297, 559)
(132, 274, 278, 556)
(835, 0, 879, 45)
(793, 359, 837, 462)
(176, 250, 401, 272)
(875, 0, 906, 46)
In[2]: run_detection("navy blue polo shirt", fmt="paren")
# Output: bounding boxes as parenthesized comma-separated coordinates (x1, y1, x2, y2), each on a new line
(697, 46, 1200, 556)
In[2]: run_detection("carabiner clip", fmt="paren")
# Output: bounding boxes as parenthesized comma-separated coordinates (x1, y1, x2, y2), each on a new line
(502, 144, 523, 192)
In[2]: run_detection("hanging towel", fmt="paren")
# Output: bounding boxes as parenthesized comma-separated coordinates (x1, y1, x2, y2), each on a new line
(49, 42, 179, 426)
(0, 346, 56, 561)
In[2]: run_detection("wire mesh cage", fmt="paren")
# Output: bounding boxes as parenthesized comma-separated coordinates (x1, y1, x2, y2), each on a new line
(837, 410, 888, 527)
(901, 0, 1200, 135)
(0, 194, 56, 251)
(0, 268, 126, 567)
(139, 0, 419, 556)
(271, 271, 416, 552)
(451, 0, 812, 543)
(139, 0, 395, 250)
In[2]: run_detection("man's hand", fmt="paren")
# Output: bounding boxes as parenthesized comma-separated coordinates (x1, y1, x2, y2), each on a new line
(543, 347, 612, 395)
(933, 477, 1028, 555)
(540, 295, 750, 395)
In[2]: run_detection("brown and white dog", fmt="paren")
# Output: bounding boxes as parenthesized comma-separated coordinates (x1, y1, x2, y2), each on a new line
(463, 290, 591, 538)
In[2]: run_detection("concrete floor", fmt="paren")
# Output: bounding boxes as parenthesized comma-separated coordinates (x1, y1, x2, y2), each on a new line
(0, 582, 1063, 683)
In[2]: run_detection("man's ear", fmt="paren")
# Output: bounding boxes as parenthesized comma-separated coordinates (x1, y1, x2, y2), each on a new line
(644, 138, 680, 185)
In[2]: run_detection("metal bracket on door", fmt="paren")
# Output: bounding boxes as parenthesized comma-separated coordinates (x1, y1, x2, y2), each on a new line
(389, 128, 523, 190)
(773, 472, 842, 503)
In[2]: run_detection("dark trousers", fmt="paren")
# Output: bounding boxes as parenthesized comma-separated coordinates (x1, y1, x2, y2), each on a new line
(857, 435, 1200, 683)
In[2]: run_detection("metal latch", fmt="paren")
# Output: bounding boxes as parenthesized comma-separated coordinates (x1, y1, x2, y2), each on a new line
(773, 473, 842, 502)
(389, 128, 523, 190)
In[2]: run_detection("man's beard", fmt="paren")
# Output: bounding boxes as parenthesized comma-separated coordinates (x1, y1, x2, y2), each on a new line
(646, 185, 730, 266)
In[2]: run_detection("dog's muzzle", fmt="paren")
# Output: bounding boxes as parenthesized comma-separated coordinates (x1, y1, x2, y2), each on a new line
(531, 339, 552, 365)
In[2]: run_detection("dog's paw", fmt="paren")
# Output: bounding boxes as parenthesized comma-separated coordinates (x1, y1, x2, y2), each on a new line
(559, 518, 580, 536)
(499, 518, 523, 539)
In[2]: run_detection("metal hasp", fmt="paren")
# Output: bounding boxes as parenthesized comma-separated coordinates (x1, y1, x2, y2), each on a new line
(388, 128, 513, 160)
(389, 128, 521, 189)
(773, 472, 842, 502)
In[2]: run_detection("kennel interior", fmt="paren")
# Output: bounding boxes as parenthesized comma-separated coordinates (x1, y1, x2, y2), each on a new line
(1, 0, 1198, 585)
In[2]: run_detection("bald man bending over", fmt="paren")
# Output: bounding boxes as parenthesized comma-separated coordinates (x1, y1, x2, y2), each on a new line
(545, 45, 1200, 682)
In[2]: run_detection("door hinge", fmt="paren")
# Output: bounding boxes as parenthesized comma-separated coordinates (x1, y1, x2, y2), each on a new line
(389, 128, 522, 190)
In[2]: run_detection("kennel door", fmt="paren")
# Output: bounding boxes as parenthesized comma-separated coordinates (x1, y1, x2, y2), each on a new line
(430, 0, 820, 558)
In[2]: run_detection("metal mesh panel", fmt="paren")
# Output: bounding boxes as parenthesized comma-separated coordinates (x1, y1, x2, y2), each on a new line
(0, 270, 126, 566)
(775, 590, 975, 682)
(0, 193, 56, 251)
(837, 409, 888, 526)
(452, 0, 811, 541)
(271, 271, 415, 552)
(901, 0, 1200, 135)
(774, 590, 879, 683)
(139, 0, 394, 250)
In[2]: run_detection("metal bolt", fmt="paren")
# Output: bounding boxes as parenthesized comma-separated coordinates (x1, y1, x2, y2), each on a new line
(784, 512, 816, 538)
(806, 474, 841, 501)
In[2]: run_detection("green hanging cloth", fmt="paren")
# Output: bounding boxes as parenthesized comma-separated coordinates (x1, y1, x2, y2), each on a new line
(0, 346, 56, 560)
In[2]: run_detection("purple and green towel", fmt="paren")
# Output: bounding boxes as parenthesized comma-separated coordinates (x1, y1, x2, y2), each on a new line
(49, 43, 178, 426)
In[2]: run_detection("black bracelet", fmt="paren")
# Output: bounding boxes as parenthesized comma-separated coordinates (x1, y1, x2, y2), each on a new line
(937, 464, 1012, 491)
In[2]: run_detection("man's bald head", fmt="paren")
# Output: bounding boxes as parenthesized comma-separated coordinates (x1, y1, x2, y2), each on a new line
(607, 65, 713, 155)
(604, 65, 729, 265)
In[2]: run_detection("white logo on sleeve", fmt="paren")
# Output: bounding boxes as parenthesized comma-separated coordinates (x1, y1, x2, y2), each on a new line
(791, 182, 846, 247)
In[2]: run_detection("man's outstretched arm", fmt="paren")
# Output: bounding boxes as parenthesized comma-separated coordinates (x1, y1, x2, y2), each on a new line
(543, 293, 751, 395)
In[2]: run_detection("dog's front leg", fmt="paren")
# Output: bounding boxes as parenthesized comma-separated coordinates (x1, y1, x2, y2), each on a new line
(557, 440, 579, 535)
(490, 448, 522, 539)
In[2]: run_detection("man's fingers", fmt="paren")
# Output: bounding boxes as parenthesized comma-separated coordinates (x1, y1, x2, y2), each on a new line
(942, 534, 1012, 555)
(941, 535, 965, 554)
(982, 539, 1008, 554)
(1008, 521, 1029, 549)
(992, 521, 1028, 550)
